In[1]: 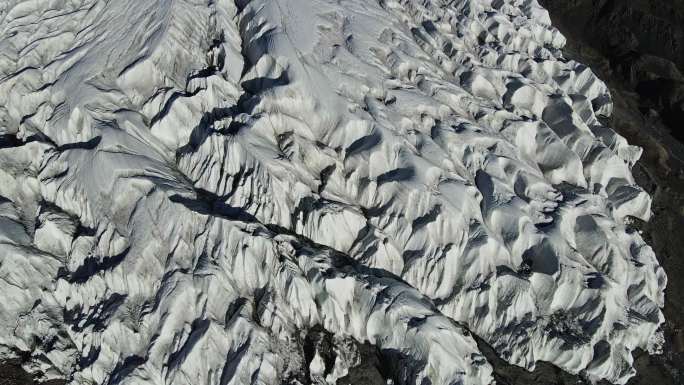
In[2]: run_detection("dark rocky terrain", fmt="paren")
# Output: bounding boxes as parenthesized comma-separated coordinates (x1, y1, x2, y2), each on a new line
(2, 1, 684, 385)
(0, 361, 63, 385)
(541, 0, 684, 141)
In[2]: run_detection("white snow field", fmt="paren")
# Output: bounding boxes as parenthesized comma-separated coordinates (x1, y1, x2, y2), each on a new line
(0, 0, 667, 384)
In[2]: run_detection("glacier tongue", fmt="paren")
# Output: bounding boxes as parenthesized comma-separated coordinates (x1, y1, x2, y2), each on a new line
(0, 0, 667, 384)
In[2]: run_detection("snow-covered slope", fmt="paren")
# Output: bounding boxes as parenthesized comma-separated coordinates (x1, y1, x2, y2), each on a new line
(0, 0, 666, 384)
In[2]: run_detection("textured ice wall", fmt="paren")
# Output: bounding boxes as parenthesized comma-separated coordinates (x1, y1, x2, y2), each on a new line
(0, 0, 666, 384)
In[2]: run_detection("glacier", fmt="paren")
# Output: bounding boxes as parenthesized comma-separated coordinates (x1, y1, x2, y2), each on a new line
(0, 0, 667, 384)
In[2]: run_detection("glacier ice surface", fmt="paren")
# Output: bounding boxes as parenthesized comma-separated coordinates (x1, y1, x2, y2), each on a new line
(0, 0, 667, 384)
